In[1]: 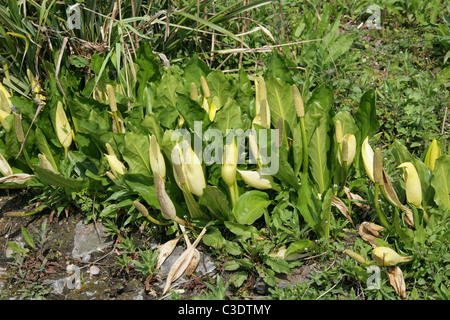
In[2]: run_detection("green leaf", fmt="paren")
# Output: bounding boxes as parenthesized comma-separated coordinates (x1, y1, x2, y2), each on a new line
(224, 221, 260, 239)
(183, 54, 211, 89)
(308, 115, 331, 194)
(265, 257, 292, 274)
(354, 89, 380, 141)
(431, 155, 450, 213)
(210, 98, 243, 135)
(35, 127, 58, 171)
(304, 85, 334, 144)
(224, 240, 243, 256)
(232, 190, 271, 225)
(124, 173, 159, 209)
(266, 52, 293, 84)
(34, 166, 86, 190)
(122, 132, 151, 177)
(318, 188, 333, 239)
(266, 77, 296, 131)
(229, 271, 248, 287)
(21, 226, 36, 250)
(206, 70, 236, 109)
(198, 186, 232, 220)
(285, 240, 318, 259)
(202, 226, 226, 249)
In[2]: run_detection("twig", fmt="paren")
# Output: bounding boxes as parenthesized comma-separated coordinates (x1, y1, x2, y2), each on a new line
(441, 106, 448, 135)
(315, 275, 344, 300)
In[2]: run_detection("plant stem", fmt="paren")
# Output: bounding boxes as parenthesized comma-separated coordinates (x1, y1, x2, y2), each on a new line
(374, 182, 390, 228)
(300, 117, 308, 174)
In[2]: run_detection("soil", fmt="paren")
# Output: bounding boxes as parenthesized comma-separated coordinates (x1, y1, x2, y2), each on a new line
(0, 188, 351, 300)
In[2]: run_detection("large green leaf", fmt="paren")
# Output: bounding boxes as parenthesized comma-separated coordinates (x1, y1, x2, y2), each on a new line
(199, 186, 232, 220)
(122, 132, 151, 177)
(34, 166, 86, 190)
(304, 85, 334, 144)
(232, 190, 271, 225)
(354, 89, 380, 141)
(308, 116, 331, 194)
(124, 173, 159, 209)
(431, 155, 450, 213)
(266, 51, 293, 84)
(210, 98, 243, 135)
(206, 70, 236, 109)
(265, 77, 296, 131)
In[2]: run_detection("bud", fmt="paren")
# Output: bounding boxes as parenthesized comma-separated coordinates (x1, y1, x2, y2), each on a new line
(0, 82, 12, 113)
(424, 138, 441, 172)
(55, 101, 72, 151)
(200, 76, 210, 98)
(343, 249, 370, 265)
(335, 120, 342, 144)
(106, 84, 117, 112)
(154, 174, 177, 220)
(0, 152, 13, 176)
(342, 133, 356, 166)
(105, 154, 125, 177)
(149, 135, 166, 180)
(397, 162, 423, 209)
(26, 69, 46, 102)
(38, 154, 57, 173)
(0, 109, 11, 131)
(209, 96, 218, 122)
(172, 141, 206, 197)
(133, 200, 150, 218)
(190, 82, 198, 101)
(372, 246, 412, 266)
(105, 143, 115, 156)
(222, 138, 237, 187)
(292, 84, 304, 117)
(14, 113, 24, 143)
(361, 136, 375, 182)
(182, 141, 206, 197)
(373, 147, 383, 184)
(237, 169, 273, 190)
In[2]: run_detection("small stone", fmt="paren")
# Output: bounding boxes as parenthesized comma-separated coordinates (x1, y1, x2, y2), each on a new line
(254, 277, 269, 295)
(89, 265, 100, 276)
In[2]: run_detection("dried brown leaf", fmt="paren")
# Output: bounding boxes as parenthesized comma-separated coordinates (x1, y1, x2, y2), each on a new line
(358, 222, 384, 247)
(344, 187, 370, 210)
(332, 196, 355, 228)
(0, 173, 34, 185)
(156, 236, 181, 269)
(382, 170, 414, 228)
(184, 249, 200, 276)
(386, 266, 407, 300)
(162, 226, 208, 296)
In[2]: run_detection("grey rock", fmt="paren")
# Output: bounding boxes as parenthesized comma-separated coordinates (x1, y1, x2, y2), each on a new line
(72, 221, 113, 261)
(155, 246, 217, 291)
(254, 277, 269, 295)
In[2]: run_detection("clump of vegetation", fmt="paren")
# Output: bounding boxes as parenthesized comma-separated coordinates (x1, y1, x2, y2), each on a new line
(0, 0, 448, 300)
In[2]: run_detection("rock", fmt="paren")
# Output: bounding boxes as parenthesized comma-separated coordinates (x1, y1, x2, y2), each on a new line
(254, 277, 269, 295)
(155, 246, 217, 291)
(71, 221, 113, 261)
(89, 265, 100, 276)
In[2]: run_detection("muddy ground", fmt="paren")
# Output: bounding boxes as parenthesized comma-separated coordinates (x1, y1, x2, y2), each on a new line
(0, 188, 350, 301)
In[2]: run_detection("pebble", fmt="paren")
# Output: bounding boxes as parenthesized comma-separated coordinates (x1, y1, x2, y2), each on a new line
(89, 266, 100, 276)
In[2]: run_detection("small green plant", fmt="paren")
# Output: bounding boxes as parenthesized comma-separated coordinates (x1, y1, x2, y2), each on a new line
(132, 248, 160, 282)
